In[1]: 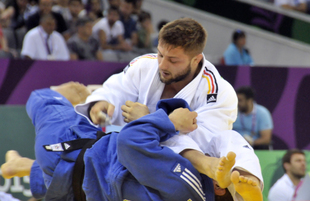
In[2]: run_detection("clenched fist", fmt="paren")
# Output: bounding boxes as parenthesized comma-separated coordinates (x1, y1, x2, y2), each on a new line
(90, 101, 115, 125)
(121, 101, 150, 123)
(168, 108, 198, 133)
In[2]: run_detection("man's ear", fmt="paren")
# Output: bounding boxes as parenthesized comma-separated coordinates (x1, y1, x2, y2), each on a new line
(283, 162, 290, 172)
(191, 53, 203, 67)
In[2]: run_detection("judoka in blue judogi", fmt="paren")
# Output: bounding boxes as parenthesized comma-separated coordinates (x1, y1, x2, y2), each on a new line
(27, 89, 214, 201)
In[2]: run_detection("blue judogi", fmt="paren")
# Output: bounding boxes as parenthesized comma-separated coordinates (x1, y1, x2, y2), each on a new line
(27, 89, 214, 201)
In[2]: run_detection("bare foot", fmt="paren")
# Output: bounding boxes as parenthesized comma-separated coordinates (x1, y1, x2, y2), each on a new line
(1, 150, 34, 179)
(231, 171, 263, 201)
(51, 82, 91, 106)
(215, 151, 236, 188)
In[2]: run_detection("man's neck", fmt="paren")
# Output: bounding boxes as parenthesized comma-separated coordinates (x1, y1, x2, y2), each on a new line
(78, 33, 89, 42)
(287, 173, 302, 186)
(163, 62, 202, 98)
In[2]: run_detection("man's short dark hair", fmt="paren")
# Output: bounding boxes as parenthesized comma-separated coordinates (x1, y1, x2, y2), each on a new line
(69, 0, 82, 4)
(236, 86, 255, 100)
(232, 29, 246, 44)
(108, 6, 120, 15)
(124, 0, 137, 7)
(76, 17, 93, 27)
(138, 11, 151, 23)
(40, 13, 55, 23)
(282, 149, 305, 172)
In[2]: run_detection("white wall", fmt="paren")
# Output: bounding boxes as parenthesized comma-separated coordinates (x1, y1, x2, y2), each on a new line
(143, 0, 310, 67)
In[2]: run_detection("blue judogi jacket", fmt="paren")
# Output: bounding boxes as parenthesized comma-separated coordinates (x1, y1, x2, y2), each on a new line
(27, 89, 214, 201)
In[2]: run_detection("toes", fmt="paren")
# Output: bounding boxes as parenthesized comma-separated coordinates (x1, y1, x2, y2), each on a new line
(240, 176, 248, 183)
(231, 171, 240, 184)
(227, 152, 236, 162)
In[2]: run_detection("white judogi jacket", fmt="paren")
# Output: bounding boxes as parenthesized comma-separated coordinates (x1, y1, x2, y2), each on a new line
(76, 54, 263, 199)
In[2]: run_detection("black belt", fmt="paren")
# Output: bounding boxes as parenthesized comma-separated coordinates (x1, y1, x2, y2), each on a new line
(43, 131, 108, 201)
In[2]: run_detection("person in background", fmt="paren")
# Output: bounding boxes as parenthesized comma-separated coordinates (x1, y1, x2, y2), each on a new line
(107, 0, 121, 8)
(21, 13, 70, 60)
(67, 17, 103, 60)
(274, 0, 310, 14)
(233, 86, 273, 149)
(223, 30, 254, 66)
(87, 0, 103, 21)
(136, 11, 153, 52)
(26, 0, 67, 34)
(52, 0, 71, 24)
(132, 0, 143, 16)
(1, 0, 38, 30)
(268, 149, 307, 201)
(119, 0, 138, 48)
(62, 0, 86, 40)
(92, 6, 129, 61)
(0, 23, 14, 58)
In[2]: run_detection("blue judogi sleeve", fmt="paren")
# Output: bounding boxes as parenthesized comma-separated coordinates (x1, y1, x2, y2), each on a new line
(117, 99, 215, 201)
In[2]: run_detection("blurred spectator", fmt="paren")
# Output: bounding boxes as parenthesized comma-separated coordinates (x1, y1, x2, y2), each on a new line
(275, 0, 310, 14)
(233, 86, 273, 150)
(268, 149, 307, 201)
(223, 30, 254, 66)
(26, 0, 67, 33)
(92, 6, 130, 61)
(0, 23, 14, 57)
(108, 0, 121, 8)
(67, 17, 103, 60)
(21, 13, 70, 60)
(153, 19, 168, 47)
(87, 0, 103, 21)
(133, 0, 143, 16)
(63, 0, 86, 40)
(52, 0, 71, 24)
(136, 11, 153, 52)
(119, 0, 138, 47)
(1, 0, 38, 30)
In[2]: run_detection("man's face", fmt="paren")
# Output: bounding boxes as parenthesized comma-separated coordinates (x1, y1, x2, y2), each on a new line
(39, 0, 53, 14)
(41, 18, 56, 35)
(120, 1, 133, 17)
(69, 1, 83, 17)
(237, 94, 250, 113)
(80, 22, 93, 38)
(213, 180, 226, 196)
(157, 42, 194, 85)
(17, 0, 28, 8)
(287, 154, 306, 179)
(107, 10, 119, 25)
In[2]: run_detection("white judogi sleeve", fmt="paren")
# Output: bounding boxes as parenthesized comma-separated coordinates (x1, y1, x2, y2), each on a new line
(75, 58, 142, 126)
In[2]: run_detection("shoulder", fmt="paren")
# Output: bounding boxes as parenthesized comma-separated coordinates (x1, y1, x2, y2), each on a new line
(24, 27, 39, 38)
(93, 18, 106, 28)
(124, 53, 158, 73)
(256, 104, 271, 115)
(52, 31, 64, 39)
(269, 175, 292, 198)
(224, 43, 237, 54)
(115, 20, 124, 28)
(67, 34, 78, 44)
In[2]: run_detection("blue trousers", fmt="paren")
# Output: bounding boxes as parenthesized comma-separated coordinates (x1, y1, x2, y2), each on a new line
(26, 89, 214, 201)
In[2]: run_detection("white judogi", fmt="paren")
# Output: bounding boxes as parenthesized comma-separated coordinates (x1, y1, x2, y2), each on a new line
(21, 26, 70, 60)
(76, 53, 263, 199)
